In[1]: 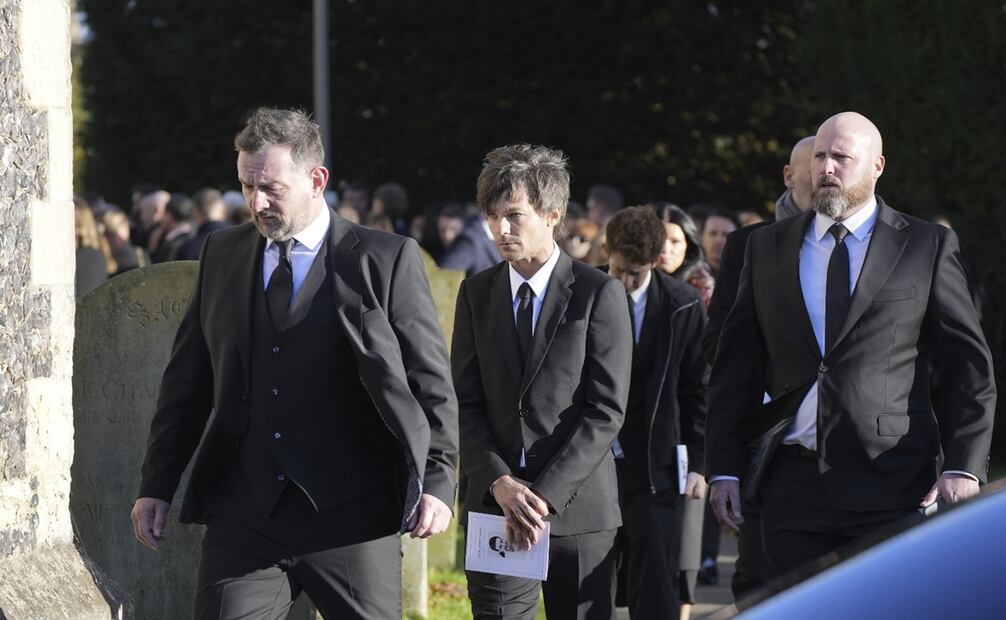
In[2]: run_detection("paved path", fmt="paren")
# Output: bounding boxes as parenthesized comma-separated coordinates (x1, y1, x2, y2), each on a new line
(616, 526, 737, 619)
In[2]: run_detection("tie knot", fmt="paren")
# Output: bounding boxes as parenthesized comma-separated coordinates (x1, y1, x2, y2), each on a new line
(277, 238, 295, 259)
(829, 223, 849, 244)
(518, 282, 534, 303)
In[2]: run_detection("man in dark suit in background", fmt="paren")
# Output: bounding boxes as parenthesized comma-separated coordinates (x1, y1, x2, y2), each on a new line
(604, 207, 708, 618)
(706, 111, 995, 579)
(131, 108, 458, 619)
(702, 134, 814, 601)
(439, 211, 503, 277)
(453, 144, 632, 619)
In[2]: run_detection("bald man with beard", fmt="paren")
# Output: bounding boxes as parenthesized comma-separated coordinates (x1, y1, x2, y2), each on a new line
(705, 112, 995, 581)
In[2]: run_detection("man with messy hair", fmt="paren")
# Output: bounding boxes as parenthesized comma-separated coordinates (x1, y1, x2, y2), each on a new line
(453, 144, 632, 619)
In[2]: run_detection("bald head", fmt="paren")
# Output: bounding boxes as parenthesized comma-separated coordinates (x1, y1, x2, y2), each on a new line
(810, 112, 886, 220)
(783, 136, 815, 211)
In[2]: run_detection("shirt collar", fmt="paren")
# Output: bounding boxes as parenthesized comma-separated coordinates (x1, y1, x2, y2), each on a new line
(509, 243, 561, 302)
(629, 269, 652, 304)
(813, 195, 877, 242)
(265, 205, 330, 252)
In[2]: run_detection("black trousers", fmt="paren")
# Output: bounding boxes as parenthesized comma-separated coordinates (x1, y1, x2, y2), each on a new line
(619, 487, 684, 618)
(466, 528, 618, 620)
(194, 487, 402, 620)
(760, 446, 914, 579)
(731, 496, 770, 606)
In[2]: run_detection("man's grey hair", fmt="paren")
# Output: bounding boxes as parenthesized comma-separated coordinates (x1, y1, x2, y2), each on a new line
(234, 108, 324, 170)
(476, 145, 571, 230)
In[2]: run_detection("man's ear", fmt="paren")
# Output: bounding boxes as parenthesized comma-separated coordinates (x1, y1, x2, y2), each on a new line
(311, 166, 330, 197)
(783, 164, 795, 190)
(873, 154, 886, 180)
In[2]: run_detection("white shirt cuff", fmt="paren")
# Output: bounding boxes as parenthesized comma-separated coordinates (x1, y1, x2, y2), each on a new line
(943, 470, 979, 482)
(709, 475, 740, 484)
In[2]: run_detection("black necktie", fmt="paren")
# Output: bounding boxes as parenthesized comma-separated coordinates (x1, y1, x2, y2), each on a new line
(825, 223, 850, 352)
(266, 239, 295, 330)
(627, 293, 637, 345)
(516, 283, 534, 369)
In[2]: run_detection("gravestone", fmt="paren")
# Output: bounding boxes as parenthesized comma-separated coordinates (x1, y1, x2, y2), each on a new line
(70, 262, 314, 619)
(71, 262, 202, 619)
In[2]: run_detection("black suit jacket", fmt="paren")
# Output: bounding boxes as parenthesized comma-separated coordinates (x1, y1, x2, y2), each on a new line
(706, 199, 996, 511)
(452, 251, 632, 536)
(606, 268, 708, 494)
(138, 209, 459, 528)
(703, 221, 770, 365)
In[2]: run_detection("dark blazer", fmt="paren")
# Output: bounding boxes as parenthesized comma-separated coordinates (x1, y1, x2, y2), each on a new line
(176, 220, 231, 262)
(703, 221, 770, 365)
(607, 268, 708, 494)
(138, 209, 459, 528)
(452, 251, 632, 536)
(706, 199, 996, 511)
(438, 215, 502, 278)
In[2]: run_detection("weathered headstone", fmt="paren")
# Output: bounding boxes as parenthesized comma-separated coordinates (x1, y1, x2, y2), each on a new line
(71, 262, 204, 619)
(70, 263, 317, 619)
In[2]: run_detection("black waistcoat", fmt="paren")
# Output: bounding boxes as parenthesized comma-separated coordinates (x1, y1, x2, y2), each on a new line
(214, 240, 400, 523)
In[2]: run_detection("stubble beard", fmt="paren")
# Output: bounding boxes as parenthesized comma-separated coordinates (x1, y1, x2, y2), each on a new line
(811, 176, 874, 220)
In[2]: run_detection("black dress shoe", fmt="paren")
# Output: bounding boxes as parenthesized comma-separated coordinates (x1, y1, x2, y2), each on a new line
(697, 557, 719, 585)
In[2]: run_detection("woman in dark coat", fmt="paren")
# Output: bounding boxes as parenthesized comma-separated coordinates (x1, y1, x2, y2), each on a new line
(655, 202, 713, 619)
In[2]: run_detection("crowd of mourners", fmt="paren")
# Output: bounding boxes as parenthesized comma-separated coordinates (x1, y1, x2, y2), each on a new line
(74, 178, 760, 306)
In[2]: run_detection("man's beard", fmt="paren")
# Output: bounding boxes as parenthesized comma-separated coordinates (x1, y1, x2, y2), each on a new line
(811, 176, 873, 220)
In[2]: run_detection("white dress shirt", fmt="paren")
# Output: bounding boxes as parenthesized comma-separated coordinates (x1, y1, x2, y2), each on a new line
(262, 206, 330, 296)
(508, 242, 561, 333)
(785, 197, 877, 448)
(507, 243, 561, 469)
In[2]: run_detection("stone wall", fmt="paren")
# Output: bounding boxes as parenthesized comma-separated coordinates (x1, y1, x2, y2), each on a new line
(0, 0, 116, 616)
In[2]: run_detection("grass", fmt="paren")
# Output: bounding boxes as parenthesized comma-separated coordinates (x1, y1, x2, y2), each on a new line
(421, 567, 546, 620)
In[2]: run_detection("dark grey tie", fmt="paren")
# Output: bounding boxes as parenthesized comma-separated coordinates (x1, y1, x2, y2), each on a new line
(516, 283, 534, 369)
(266, 239, 295, 330)
(825, 223, 850, 352)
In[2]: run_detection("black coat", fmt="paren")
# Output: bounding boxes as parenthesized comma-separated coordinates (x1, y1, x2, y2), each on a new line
(706, 200, 996, 511)
(138, 209, 459, 528)
(613, 269, 708, 495)
(453, 251, 632, 536)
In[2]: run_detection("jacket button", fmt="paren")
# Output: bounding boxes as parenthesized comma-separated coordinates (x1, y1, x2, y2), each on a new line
(240, 394, 248, 402)
(273, 432, 282, 439)
(519, 408, 529, 417)
(277, 474, 286, 481)
(271, 346, 280, 354)
(271, 388, 280, 396)
(818, 363, 829, 374)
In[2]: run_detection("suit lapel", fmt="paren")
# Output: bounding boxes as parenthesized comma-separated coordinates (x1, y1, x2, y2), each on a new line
(521, 252, 574, 395)
(234, 225, 265, 388)
(829, 199, 909, 353)
(490, 266, 524, 386)
(326, 209, 364, 332)
(777, 211, 821, 360)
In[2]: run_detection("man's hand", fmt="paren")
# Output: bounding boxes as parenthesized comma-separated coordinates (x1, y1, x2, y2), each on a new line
(921, 472, 980, 507)
(683, 472, 708, 500)
(131, 497, 170, 551)
(409, 493, 453, 539)
(491, 475, 549, 549)
(709, 479, 744, 531)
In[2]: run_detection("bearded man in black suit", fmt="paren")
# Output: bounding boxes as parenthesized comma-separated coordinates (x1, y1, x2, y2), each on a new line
(131, 108, 458, 619)
(706, 111, 995, 579)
